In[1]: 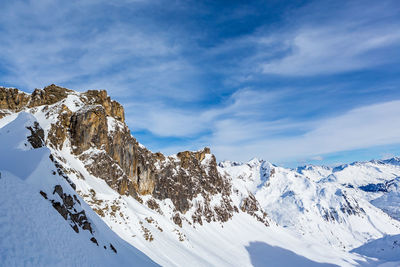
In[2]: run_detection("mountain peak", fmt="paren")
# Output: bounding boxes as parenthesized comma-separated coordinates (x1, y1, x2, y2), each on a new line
(0, 85, 125, 122)
(0, 85, 243, 228)
(247, 157, 265, 166)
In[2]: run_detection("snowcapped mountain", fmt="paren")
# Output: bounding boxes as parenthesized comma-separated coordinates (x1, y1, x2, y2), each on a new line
(219, 159, 400, 250)
(1, 84, 400, 266)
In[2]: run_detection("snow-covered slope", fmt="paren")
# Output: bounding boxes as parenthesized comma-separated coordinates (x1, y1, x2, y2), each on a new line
(351, 234, 400, 265)
(219, 159, 400, 252)
(0, 113, 156, 266)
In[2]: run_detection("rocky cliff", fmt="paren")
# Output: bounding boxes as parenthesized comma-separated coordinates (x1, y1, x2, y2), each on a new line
(0, 84, 253, 227)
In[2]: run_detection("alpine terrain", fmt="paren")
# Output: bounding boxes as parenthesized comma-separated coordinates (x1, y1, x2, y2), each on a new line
(1, 84, 400, 266)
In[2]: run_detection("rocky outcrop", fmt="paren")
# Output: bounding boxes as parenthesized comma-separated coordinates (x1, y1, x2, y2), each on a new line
(0, 84, 249, 227)
(0, 84, 71, 118)
(66, 102, 156, 197)
(40, 184, 117, 253)
(29, 84, 72, 107)
(51, 184, 93, 233)
(0, 87, 30, 117)
(321, 193, 365, 223)
(240, 194, 269, 227)
(47, 104, 73, 150)
(153, 149, 236, 222)
(0, 84, 72, 114)
(69, 105, 109, 153)
(82, 90, 125, 122)
(26, 121, 45, 148)
(40, 185, 92, 234)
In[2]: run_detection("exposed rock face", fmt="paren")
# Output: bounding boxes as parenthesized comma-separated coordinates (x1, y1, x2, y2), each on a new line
(240, 194, 269, 227)
(68, 104, 156, 197)
(69, 106, 109, 154)
(26, 121, 45, 148)
(153, 149, 235, 222)
(40, 183, 117, 252)
(51, 184, 93, 234)
(83, 90, 125, 122)
(0, 87, 30, 117)
(0, 84, 72, 114)
(321, 193, 365, 223)
(0, 84, 255, 227)
(47, 104, 73, 150)
(29, 84, 72, 107)
(0, 84, 71, 119)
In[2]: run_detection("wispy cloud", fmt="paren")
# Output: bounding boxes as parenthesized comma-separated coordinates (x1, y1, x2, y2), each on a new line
(261, 23, 400, 76)
(127, 86, 400, 163)
(0, 0, 199, 101)
(206, 0, 400, 78)
(261, 1, 400, 76)
(310, 156, 323, 161)
(125, 88, 288, 137)
(209, 99, 400, 163)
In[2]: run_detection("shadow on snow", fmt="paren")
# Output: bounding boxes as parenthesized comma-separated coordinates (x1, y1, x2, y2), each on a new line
(245, 241, 339, 267)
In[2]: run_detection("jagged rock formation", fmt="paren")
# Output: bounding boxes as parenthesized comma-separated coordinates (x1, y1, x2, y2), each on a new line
(153, 149, 236, 223)
(0, 87, 30, 115)
(240, 194, 269, 226)
(40, 182, 117, 254)
(0, 84, 247, 227)
(321, 193, 365, 223)
(41, 184, 94, 234)
(26, 121, 45, 148)
(0, 85, 124, 119)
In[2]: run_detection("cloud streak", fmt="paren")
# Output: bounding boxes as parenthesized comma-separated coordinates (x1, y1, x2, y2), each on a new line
(261, 23, 400, 76)
(209, 99, 400, 163)
(205, 0, 400, 78)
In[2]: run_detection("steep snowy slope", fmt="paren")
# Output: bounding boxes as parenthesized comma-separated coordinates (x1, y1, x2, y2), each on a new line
(0, 113, 156, 266)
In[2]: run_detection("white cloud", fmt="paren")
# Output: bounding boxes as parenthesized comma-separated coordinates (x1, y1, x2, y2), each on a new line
(310, 156, 323, 161)
(126, 103, 208, 137)
(258, 0, 400, 76)
(261, 26, 400, 76)
(125, 88, 290, 137)
(210, 100, 400, 163)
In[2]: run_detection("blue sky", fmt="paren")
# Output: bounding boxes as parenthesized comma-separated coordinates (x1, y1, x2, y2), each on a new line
(1, 0, 400, 167)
